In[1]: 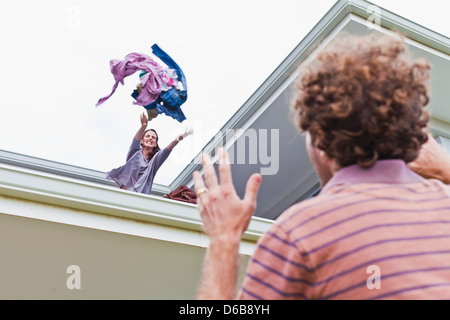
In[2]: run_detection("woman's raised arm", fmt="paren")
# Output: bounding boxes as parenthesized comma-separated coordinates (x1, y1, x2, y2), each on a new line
(167, 128, 193, 151)
(134, 112, 148, 141)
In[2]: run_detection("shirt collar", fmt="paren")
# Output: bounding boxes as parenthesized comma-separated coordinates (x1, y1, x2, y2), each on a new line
(321, 159, 425, 193)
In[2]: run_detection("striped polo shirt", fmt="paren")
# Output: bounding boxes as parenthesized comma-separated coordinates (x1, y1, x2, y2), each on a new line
(238, 160, 450, 300)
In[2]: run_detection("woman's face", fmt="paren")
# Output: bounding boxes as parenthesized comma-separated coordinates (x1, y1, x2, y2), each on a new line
(141, 130, 158, 149)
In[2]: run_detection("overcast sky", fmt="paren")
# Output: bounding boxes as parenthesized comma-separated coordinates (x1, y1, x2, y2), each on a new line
(0, 0, 448, 186)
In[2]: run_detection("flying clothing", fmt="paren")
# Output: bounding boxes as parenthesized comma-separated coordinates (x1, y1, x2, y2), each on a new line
(96, 44, 188, 122)
(132, 44, 188, 122)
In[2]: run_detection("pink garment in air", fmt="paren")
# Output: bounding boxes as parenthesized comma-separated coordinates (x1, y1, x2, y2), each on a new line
(96, 53, 164, 107)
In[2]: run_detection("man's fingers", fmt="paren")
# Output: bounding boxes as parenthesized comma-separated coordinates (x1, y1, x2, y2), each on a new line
(193, 171, 208, 197)
(193, 170, 210, 210)
(202, 153, 219, 191)
(243, 173, 262, 209)
(218, 148, 233, 187)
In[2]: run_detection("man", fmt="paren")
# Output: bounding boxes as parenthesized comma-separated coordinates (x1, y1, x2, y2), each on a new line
(193, 35, 450, 300)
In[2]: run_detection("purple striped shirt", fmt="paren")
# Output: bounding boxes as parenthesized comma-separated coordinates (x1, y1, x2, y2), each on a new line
(238, 160, 450, 300)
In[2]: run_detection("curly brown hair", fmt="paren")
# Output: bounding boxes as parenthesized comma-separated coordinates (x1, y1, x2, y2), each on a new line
(292, 34, 430, 168)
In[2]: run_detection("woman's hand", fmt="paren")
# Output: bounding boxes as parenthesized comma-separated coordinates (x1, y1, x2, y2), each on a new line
(177, 128, 194, 141)
(140, 112, 148, 128)
(134, 112, 148, 141)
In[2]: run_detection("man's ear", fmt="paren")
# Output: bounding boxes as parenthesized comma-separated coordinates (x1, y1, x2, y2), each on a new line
(318, 149, 340, 175)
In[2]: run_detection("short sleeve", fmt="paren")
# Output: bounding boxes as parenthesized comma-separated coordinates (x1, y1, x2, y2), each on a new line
(151, 147, 171, 171)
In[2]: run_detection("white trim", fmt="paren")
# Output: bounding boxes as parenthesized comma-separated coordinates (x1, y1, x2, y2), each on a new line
(0, 161, 273, 244)
(348, 0, 450, 55)
(429, 118, 450, 140)
(0, 194, 258, 256)
(348, 14, 450, 61)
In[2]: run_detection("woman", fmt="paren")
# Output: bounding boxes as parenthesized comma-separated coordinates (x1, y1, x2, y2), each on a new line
(106, 112, 192, 194)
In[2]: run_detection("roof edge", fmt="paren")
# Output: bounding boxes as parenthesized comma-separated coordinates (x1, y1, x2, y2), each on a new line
(0, 160, 273, 242)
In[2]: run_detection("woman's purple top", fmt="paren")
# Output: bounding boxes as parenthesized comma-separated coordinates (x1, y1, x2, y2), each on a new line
(106, 138, 171, 194)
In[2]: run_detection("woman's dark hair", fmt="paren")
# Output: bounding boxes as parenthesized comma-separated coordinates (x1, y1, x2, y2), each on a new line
(142, 129, 161, 160)
(292, 34, 430, 168)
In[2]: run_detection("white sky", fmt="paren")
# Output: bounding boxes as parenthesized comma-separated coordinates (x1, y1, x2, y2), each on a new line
(0, 0, 448, 186)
